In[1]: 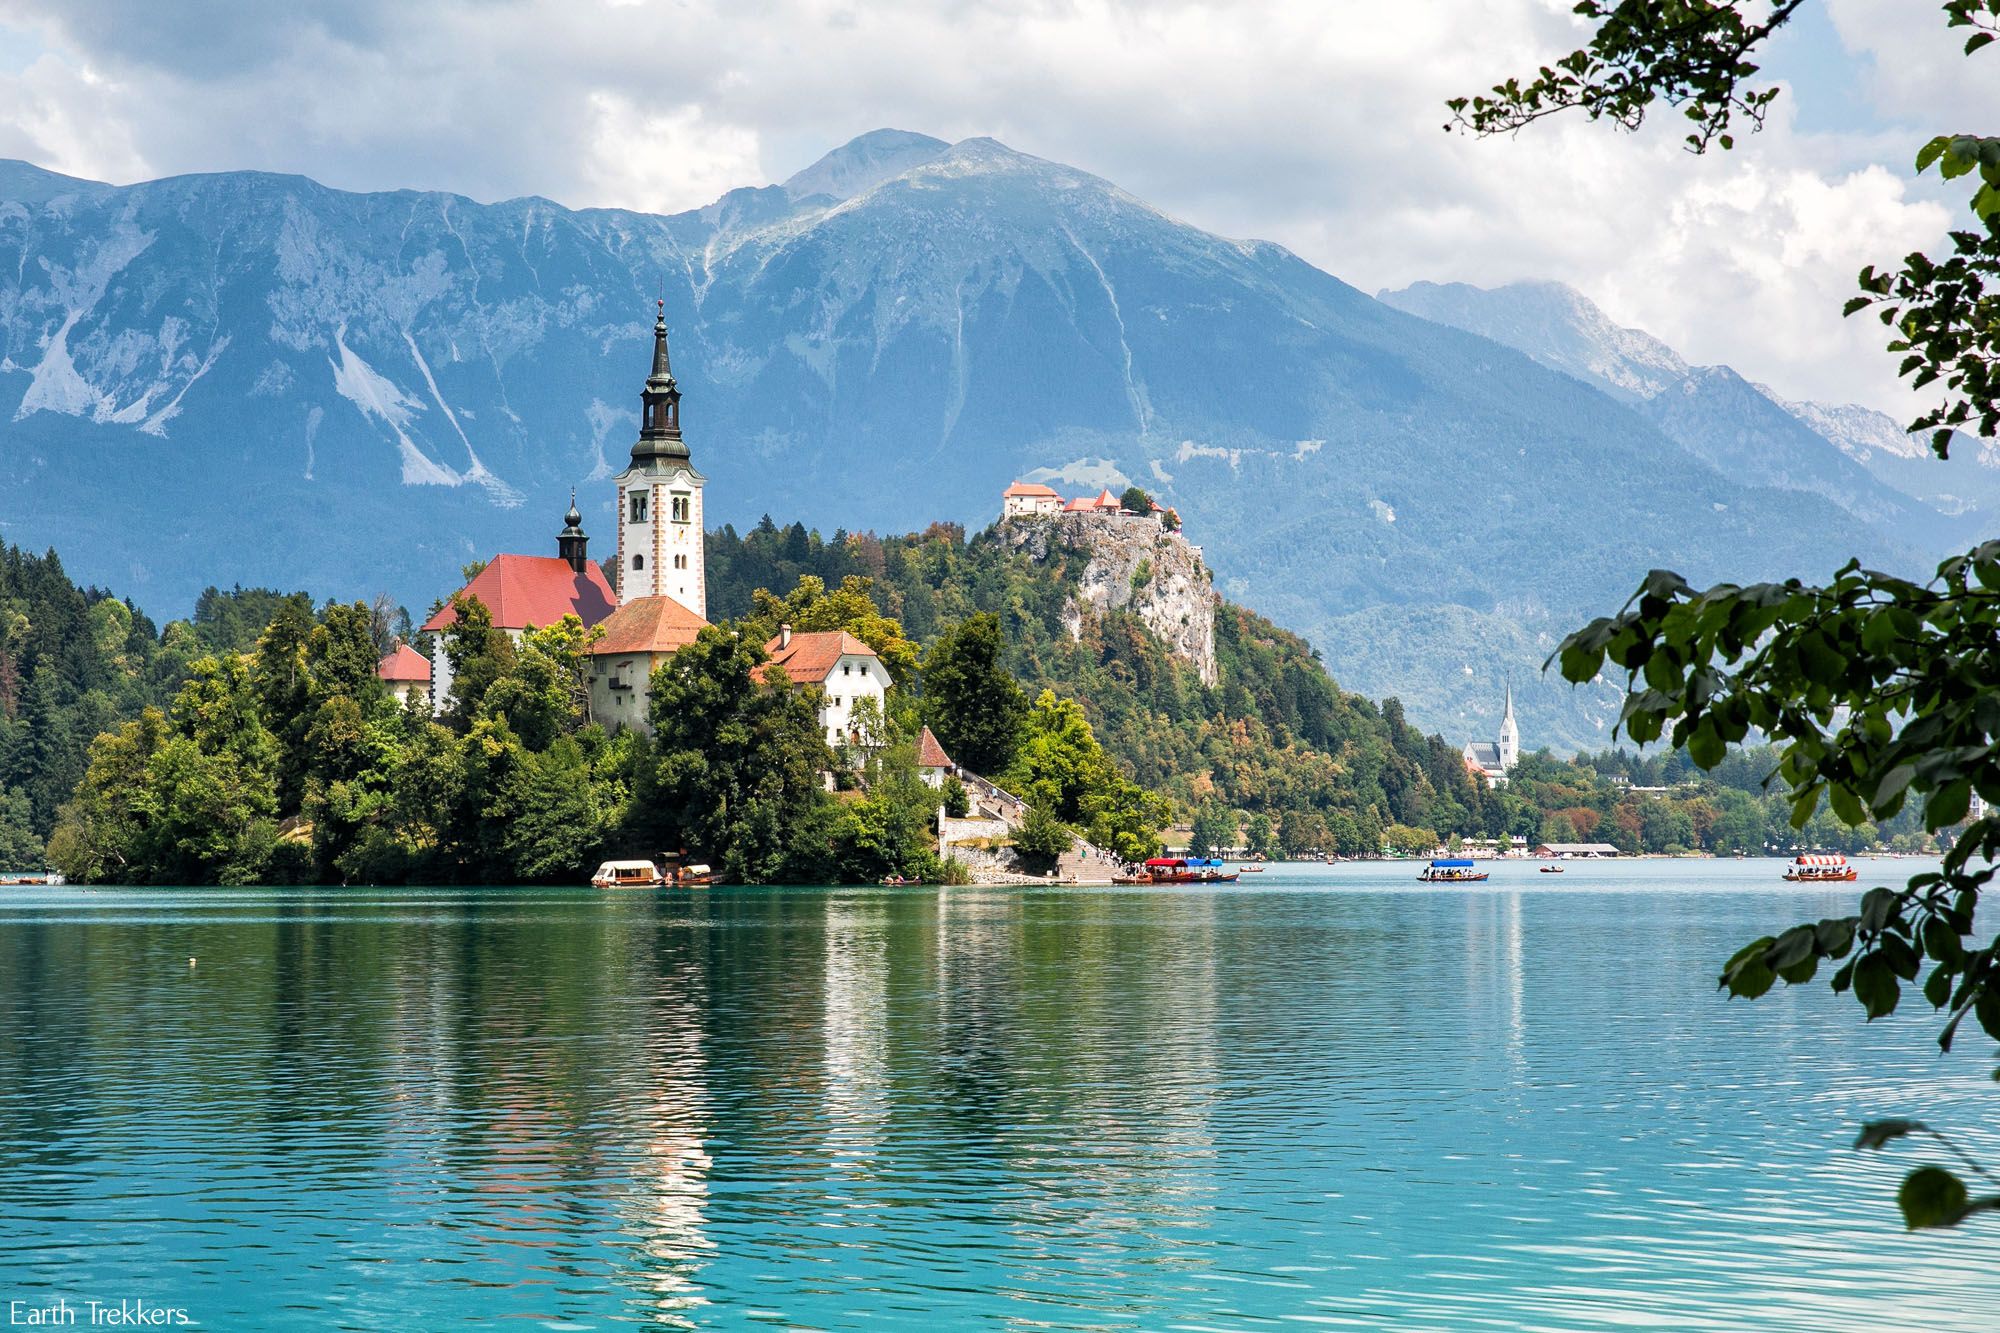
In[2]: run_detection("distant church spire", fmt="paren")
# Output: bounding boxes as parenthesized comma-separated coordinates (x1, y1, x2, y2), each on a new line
(558, 487, 590, 573)
(1498, 680, 1520, 771)
(632, 298, 688, 462)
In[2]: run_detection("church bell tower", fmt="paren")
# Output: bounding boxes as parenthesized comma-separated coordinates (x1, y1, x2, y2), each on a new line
(612, 301, 706, 617)
(1498, 683, 1520, 772)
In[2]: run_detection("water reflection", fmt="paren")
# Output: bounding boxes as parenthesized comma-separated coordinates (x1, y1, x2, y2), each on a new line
(0, 867, 1996, 1330)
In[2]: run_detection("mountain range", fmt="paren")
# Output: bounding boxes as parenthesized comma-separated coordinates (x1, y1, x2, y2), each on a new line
(0, 129, 1980, 750)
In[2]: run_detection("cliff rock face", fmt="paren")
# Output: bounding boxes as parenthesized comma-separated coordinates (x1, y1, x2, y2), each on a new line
(1001, 513, 1217, 686)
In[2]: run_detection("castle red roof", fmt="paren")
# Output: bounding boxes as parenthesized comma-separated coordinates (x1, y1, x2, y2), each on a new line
(915, 725, 954, 770)
(755, 630, 878, 685)
(421, 555, 617, 633)
(589, 595, 709, 656)
(377, 643, 431, 683)
(1003, 481, 1060, 499)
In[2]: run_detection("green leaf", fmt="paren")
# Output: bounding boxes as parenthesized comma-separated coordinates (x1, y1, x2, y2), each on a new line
(1900, 1165, 1970, 1230)
(1923, 917, 1966, 967)
(1930, 780, 1973, 830)
(1766, 924, 1817, 970)
(1871, 764, 1917, 812)
(1815, 917, 1856, 959)
(1855, 1119, 1926, 1151)
(1687, 720, 1725, 769)
(1721, 936, 1777, 999)
(1859, 887, 1898, 933)
(1854, 953, 1900, 1018)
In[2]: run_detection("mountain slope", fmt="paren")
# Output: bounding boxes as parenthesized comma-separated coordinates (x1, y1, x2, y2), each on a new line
(0, 134, 1930, 749)
(1378, 279, 1996, 542)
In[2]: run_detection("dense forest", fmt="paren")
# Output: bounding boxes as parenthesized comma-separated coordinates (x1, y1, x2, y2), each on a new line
(0, 521, 1940, 881)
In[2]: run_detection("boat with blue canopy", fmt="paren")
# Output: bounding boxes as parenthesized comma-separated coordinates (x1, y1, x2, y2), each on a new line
(1418, 858, 1489, 883)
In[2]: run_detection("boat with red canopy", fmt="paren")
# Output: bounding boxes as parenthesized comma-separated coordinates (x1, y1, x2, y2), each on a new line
(1783, 853, 1858, 882)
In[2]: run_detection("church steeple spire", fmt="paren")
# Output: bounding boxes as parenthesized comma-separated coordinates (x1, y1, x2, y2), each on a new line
(632, 299, 688, 462)
(558, 488, 590, 573)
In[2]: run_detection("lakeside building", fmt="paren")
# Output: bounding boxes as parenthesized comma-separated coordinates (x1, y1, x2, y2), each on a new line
(419, 492, 618, 708)
(376, 643, 432, 709)
(1534, 842, 1621, 858)
(1463, 684, 1521, 787)
(407, 311, 905, 784)
(755, 626, 891, 753)
(916, 726, 958, 789)
(588, 594, 710, 736)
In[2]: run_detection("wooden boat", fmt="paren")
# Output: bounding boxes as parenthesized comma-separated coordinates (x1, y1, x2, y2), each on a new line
(592, 859, 666, 888)
(1539, 864, 1565, 874)
(1783, 853, 1858, 883)
(1115, 857, 1240, 885)
(1418, 858, 1489, 883)
(879, 874, 915, 887)
(592, 858, 718, 888)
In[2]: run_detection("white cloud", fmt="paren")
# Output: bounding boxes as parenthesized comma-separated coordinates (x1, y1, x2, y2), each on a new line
(0, 0, 1978, 413)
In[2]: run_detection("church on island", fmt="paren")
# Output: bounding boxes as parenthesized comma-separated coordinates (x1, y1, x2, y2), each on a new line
(385, 303, 889, 757)
(1463, 685, 1521, 787)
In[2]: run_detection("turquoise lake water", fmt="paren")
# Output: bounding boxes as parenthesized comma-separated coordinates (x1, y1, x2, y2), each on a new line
(1, 859, 1995, 1330)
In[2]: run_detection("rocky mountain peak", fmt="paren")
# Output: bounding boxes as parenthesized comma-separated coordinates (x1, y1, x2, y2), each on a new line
(780, 129, 950, 203)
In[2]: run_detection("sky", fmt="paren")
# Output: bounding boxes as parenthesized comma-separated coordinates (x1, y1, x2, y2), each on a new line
(0, 0, 1990, 414)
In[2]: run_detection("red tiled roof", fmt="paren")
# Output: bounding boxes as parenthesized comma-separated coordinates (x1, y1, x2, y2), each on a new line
(589, 595, 709, 655)
(916, 725, 953, 770)
(756, 630, 878, 685)
(1061, 496, 1094, 513)
(421, 554, 617, 633)
(1094, 488, 1121, 508)
(377, 643, 431, 683)
(1003, 481, 1060, 498)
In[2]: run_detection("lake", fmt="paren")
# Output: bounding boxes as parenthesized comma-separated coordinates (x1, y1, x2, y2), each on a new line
(1, 859, 1994, 1330)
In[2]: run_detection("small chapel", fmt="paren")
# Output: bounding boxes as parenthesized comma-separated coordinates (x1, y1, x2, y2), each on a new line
(417, 301, 713, 712)
(402, 303, 888, 749)
(1463, 684, 1521, 787)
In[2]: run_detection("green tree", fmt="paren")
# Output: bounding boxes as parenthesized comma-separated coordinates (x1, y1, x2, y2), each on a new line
(479, 616, 598, 749)
(746, 574, 921, 684)
(251, 598, 315, 809)
(1120, 485, 1153, 515)
(1383, 823, 1438, 857)
(1189, 800, 1235, 858)
(0, 786, 43, 870)
(640, 626, 833, 883)
(1013, 802, 1074, 863)
(1279, 808, 1328, 859)
(440, 594, 517, 729)
(942, 776, 971, 819)
(1244, 811, 1280, 860)
(923, 613, 1028, 775)
(1462, 0, 2000, 1229)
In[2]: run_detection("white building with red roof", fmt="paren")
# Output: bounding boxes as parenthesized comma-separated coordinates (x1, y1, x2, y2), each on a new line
(376, 643, 432, 709)
(1001, 480, 1062, 519)
(915, 725, 958, 789)
(756, 625, 891, 751)
(419, 491, 618, 710)
(588, 595, 711, 735)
